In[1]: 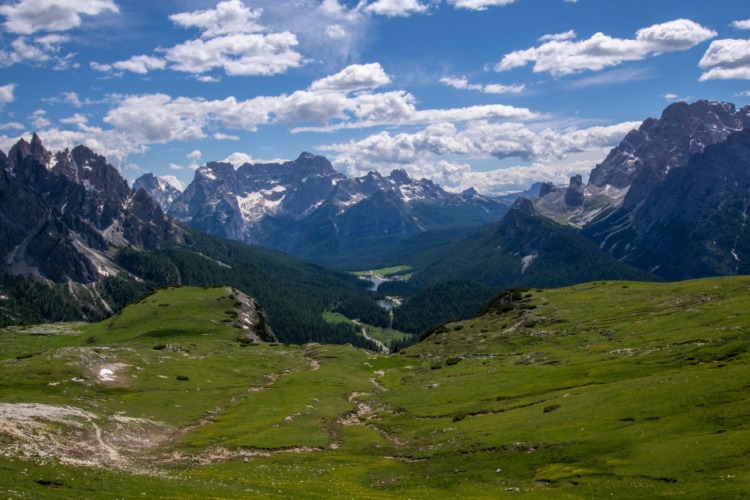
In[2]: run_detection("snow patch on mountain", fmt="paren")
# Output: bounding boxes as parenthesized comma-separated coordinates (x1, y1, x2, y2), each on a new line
(237, 186, 286, 221)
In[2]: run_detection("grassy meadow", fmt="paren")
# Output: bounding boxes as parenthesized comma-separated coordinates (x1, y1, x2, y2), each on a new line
(0, 278, 748, 497)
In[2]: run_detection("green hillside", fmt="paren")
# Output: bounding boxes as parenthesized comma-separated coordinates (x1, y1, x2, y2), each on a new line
(0, 279, 748, 497)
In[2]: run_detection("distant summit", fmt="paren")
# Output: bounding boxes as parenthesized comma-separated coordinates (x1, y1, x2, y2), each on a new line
(164, 152, 510, 265)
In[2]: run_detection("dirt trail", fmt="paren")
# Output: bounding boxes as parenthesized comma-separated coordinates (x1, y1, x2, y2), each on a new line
(335, 369, 404, 447)
(0, 403, 166, 474)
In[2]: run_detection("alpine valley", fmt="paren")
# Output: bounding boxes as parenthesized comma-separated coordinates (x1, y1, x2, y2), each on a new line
(1, 100, 749, 497)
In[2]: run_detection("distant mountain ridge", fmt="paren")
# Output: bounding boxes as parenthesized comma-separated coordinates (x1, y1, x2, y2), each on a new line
(533, 100, 750, 280)
(156, 152, 510, 265)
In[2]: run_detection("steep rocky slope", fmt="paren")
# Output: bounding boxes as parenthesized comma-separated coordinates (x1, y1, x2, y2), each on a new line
(0, 134, 183, 284)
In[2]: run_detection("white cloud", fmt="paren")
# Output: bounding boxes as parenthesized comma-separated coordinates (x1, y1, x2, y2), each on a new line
(699, 39, 750, 81)
(566, 66, 653, 88)
(98, 63, 536, 144)
(223, 152, 254, 168)
(59, 113, 88, 126)
(0, 0, 118, 35)
(325, 24, 347, 40)
(0, 83, 17, 110)
(496, 19, 716, 76)
(113, 55, 166, 75)
(93, 2, 305, 78)
(195, 75, 222, 83)
(163, 31, 303, 76)
(731, 20, 750, 31)
(440, 76, 524, 94)
(186, 150, 202, 161)
(0, 34, 74, 68)
(169, 0, 264, 38)
(309, 62, 391, 92)
(222, 151, 288, 167)
(447, 0, 516, 10)
(319, 120, 640, 193)
(0, 122, 24, 131)
(364, 0, 432, 17)
(21, 63, 538, 180)
(214, 132, 239, 140)
(539, 30, 576, 43)
(29, 109, 51, 129)
(169, 163, 185, 171)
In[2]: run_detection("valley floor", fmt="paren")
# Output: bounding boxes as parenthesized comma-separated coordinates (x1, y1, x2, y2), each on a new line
(0, 279, 749, 498)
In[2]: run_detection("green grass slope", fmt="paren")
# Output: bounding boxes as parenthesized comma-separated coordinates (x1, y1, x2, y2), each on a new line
(0, 278, 748, 498)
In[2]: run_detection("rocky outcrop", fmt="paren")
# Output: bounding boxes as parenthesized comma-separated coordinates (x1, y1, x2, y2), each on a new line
(0, 134, 183, 283)
(563, 175, 584, 208)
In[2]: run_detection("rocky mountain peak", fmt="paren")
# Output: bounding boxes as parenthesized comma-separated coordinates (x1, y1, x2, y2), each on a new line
(294, 152, 336, 174)
(563, 174, 585, 207)
(512, 196, 536, 213)
(389, 168, 411, 184)
(588, 100, 750, 199)
(133, 173, 183, 213)
(29, 133, 52, 167)
(200, 162, 236, 179)
(0, 134, 182, 284)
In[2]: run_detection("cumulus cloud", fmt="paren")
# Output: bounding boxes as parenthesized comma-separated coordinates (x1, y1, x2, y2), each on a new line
(223, 152, 254, 168)
(440, 76, 524, 94)
(169, 0, 264, 37)
(0, 0, 118, 35)
(0, 83, 17, 110)
(699, 39, 750, 81)
(364, 0, 433, 17)
(309, 62, 391, 92)
(93, 0, 305, 78)
(539, 30, 576, 43)
(0, 34, 74, 68)
(447, 0, 516, 9)
(214, 132, 239, 140)
(0, 122, 23, 131)
(496, 19, 716, 76)
(319, 120, 640, 193)
(23, 62, 537, 174)
(731, 20, 750, 31)
(59, 113, 88, 126)
(98, 63, 536, 144)
(325, 24, 347, 40)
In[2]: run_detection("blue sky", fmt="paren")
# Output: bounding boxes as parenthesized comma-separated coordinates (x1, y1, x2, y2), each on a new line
(0, 0, 749, 194)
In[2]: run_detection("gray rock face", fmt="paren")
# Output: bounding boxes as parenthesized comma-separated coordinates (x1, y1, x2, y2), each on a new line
(584, 128, 750, 279)
(168, 152, 510, 264)
(588, 100, 750, 207)
(133, 173, 183, 213)
(563, 175, 584, 207)
(0, 135, 183, 283)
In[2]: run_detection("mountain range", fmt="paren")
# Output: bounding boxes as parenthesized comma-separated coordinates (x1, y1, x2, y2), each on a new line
(1, 99, 749, 342)
(143, 153, 510, 266)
